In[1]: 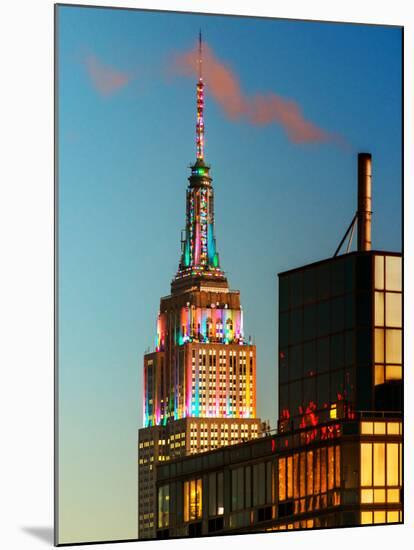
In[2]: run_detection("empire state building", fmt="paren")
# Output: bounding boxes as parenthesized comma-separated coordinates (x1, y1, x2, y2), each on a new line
(138, 34, 261, 539)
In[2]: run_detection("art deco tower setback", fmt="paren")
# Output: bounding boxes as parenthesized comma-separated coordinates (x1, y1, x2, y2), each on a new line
(138, 35, 261, 539)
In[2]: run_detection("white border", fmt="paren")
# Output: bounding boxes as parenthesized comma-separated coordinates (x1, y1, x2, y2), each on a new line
(0, 1, 412, 549)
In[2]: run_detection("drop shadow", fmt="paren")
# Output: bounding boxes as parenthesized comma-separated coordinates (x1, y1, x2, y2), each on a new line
(22, 526, 54, 545)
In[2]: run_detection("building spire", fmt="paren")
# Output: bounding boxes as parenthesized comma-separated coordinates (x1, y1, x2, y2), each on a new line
(198, 29, 202, 79)
(196, 30, 205, 161)
(172, 31, 227, 292)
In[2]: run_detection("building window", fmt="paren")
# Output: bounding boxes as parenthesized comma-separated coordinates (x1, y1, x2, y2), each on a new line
(209, 471, 224, 516)
(231, 467, 244, 511)
(279, 458, 286, 501)
(183, 478, 202, 522)
(360, 442, 402, 504)
(374, 326, 402, 385)
(374, 255, 402, 387)
(278, 445, 341, 510)
(385, 256, 402, 292)
(158, 484, 169, 528)
(375, 256, 385, 290)
(361, 510, 402, 525)
(385, 293, 402, 328)
(252, 461, 272, 507)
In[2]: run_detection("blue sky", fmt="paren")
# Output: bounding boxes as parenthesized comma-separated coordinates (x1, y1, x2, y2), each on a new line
(57, 5, 402, 543)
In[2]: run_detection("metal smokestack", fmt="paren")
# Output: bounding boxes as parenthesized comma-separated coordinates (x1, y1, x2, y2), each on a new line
(357, 153, 372, 251)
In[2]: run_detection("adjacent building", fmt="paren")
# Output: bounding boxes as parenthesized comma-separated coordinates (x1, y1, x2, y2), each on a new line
(138, 35, 261, 539)
(156, 415, 402, 536)
(278, 250, 402, 433)
(153, 153, 403, 537)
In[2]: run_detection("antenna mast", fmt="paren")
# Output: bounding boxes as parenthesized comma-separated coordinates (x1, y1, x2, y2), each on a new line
(196, 30, 205, 161)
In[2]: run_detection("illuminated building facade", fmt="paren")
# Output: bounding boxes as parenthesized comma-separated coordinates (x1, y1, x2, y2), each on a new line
(153, 154, 403, 537)
(156, 416, 402, 536)
(278, 251, 402, 434)
(138, 34, 261, 539)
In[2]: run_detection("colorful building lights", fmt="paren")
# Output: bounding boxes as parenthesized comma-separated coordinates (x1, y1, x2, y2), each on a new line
(178, 181, 224, 278)
(142, 33, 256, 430)
(144, 342, 256, 427)
(196, 78, 205, 161)
(155, 305, 245, 348)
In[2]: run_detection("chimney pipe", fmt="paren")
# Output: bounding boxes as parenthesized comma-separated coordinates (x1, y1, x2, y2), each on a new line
(357, 153, 372, 251)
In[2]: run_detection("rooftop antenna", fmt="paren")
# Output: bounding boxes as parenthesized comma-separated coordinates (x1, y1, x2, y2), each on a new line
(196, 30, 205, 161)
(198, 29, 202, 80)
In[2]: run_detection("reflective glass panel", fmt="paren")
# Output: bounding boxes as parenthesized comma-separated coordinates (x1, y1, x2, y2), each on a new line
(328, 446, 335, 490)
(307, 451, 313, 496)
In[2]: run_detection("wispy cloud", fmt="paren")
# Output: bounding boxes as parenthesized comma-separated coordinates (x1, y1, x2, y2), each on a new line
(83, 54, 132, 97)
(172, 42, 344, 146)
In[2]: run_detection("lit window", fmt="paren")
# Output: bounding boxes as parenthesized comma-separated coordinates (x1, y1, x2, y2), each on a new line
(361, 489, 373, 503)
(375, 291, 384, 326)
(387, 443, 399, 486)
(386, 365, 402, 381)
(387, 422, 400, 435)
(361, 443, 372, 485)
(374, 422, 386, 435)
(375, 329, 384, 363)
(374, 488, 386, 503)
(386, 329, 402, 363)
(158, 485, 170, 528)
(385, 292, 402, 328)
(279, 458, 286, 501)
(374, 365, 385, 386)
(374, 510, 386, 524)
(387, 510, 400, 523)
(373, 443, 385, 486)
(361, 422, 374, 435)
(385, 256, 401, 291)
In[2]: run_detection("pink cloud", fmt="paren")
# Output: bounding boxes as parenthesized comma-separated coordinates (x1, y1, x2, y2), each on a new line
(173, 42, 343, 145)
(84, 54, 131, 97)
